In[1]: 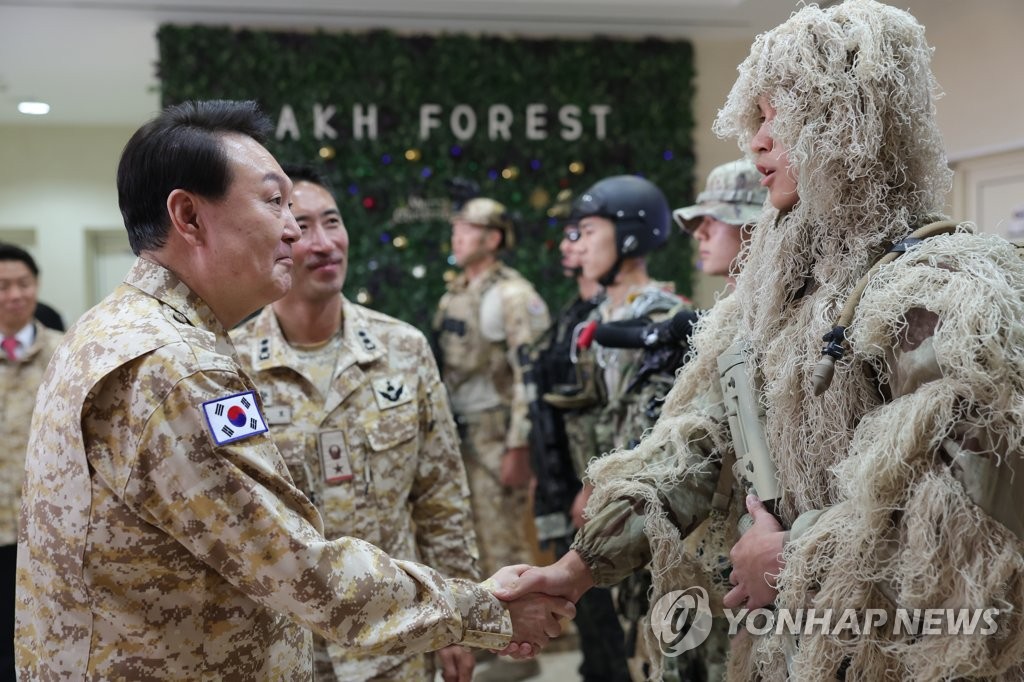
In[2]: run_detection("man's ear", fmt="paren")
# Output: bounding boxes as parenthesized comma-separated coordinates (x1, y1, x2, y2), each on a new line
(166, 189, 204, 246)
(485, 227, 504, 252)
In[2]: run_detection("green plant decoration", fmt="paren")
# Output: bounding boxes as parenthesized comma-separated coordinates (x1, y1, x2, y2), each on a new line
(158, 26, 697, 332)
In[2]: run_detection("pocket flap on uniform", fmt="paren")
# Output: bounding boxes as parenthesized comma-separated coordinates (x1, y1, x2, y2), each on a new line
(364, 402, 418, 451)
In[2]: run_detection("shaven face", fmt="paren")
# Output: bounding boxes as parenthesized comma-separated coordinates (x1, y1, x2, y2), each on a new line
(692, 215, 744, 278)
(0, 260, 38, 335)
(289, 180, 349, 302)
(751, 96, 799, 212)
(577, 215, 618, 281)
(193, 133, 300, 314)
(450, 220, 498, 268)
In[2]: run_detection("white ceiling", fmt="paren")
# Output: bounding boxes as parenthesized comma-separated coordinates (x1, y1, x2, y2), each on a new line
(0, 0, 811, 126)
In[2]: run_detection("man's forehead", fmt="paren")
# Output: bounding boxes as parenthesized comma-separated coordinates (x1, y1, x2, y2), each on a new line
(291, 182, 339, 213)
(221, 133, 286, 182)
(578, 215, 611, 229)
(0, 261, 35, 277)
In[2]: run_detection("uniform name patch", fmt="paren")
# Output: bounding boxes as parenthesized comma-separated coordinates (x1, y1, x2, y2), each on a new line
(202, 390, 269, 445)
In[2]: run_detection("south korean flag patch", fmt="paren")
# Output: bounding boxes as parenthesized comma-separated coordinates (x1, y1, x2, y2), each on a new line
(202, 390, 269, 445)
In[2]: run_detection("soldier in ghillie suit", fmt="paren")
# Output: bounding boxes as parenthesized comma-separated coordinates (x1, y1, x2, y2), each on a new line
(498, 2, 1024, 679)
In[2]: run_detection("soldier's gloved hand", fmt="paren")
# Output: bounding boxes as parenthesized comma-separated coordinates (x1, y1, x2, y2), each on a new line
(500, 446, 533, 488)
(724, 495, 785, 610)
(436, 645, 474, 682)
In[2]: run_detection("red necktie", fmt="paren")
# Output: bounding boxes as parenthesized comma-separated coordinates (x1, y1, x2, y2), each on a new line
(1, 337, 18, 362)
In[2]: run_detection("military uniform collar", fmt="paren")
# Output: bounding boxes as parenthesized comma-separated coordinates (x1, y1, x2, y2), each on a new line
(21, 323, 57, 362)
(125, 257, 234, 355)
(450, 261, 506, 293)
(249, 295, 385, 372)
(338, 297, 386, 365)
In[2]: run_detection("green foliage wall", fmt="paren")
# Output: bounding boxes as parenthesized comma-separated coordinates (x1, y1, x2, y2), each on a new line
(158, 26, 696, 331)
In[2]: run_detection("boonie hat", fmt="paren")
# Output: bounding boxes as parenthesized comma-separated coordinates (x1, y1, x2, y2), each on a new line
(673, 159, 767, 234)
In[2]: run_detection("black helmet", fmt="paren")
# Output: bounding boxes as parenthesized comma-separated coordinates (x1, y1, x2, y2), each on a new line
(575, 175, 670, 259)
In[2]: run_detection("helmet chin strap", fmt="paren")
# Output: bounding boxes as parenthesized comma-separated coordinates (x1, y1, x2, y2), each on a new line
(597, 255, 623, 287)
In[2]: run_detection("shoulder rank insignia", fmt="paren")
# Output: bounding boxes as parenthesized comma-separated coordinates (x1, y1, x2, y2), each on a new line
(202, 390, 269, 445)
(356, 328, 377, 352)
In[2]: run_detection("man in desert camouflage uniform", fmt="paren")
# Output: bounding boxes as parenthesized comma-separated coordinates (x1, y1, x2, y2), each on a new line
(16, 100, 574, 680)
(233, 165, 479, 682)
(433, 197, 550, 681)
(0, 243, 63, 678)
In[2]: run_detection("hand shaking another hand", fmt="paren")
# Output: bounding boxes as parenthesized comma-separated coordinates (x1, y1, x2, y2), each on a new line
(484, 562, 581, 659)
(484, 553, 596, 658)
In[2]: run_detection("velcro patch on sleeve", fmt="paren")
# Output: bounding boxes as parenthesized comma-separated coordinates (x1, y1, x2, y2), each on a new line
(202, 390, 269, 445)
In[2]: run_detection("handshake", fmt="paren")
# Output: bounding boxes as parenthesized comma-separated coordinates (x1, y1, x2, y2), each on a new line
(485, 550, 596, 659)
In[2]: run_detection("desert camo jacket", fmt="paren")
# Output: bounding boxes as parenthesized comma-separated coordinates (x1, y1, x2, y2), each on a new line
(232, 299, 480, 679)
(16, 257, 511, 681)
(0, 323, 62, 545)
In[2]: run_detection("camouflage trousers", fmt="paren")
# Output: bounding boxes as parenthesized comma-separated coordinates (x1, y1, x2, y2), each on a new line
(458, 410, 532, 577)
(661, 617, 729, 682)
(619, 571, 729, 682)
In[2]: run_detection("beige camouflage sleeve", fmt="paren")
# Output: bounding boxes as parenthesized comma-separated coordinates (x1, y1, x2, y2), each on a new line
(97, 366, 511, 654)
(501, 282, 550, 450)
(409, 342, 482, 581)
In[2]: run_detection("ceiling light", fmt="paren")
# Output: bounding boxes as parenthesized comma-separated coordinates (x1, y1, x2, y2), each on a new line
(18, 101, 50, 115)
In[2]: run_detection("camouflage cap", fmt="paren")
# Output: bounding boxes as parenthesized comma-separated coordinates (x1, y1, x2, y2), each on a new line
(673, 159, 767, 234)
(452, 197, 515, 249)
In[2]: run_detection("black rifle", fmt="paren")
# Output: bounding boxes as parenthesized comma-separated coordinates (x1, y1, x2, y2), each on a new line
(518, 342, 582, 543)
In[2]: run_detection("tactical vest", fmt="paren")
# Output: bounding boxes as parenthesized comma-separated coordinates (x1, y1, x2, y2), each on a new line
(536, 294, 603, 393)
(434, 265, 516, 414)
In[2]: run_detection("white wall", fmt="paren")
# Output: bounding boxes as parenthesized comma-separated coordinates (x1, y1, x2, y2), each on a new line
(0, 125, 138, 322)
(689, 36, 752, 307)
(1, 1, 1020, 318)
(915, 0, 1024, 162)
